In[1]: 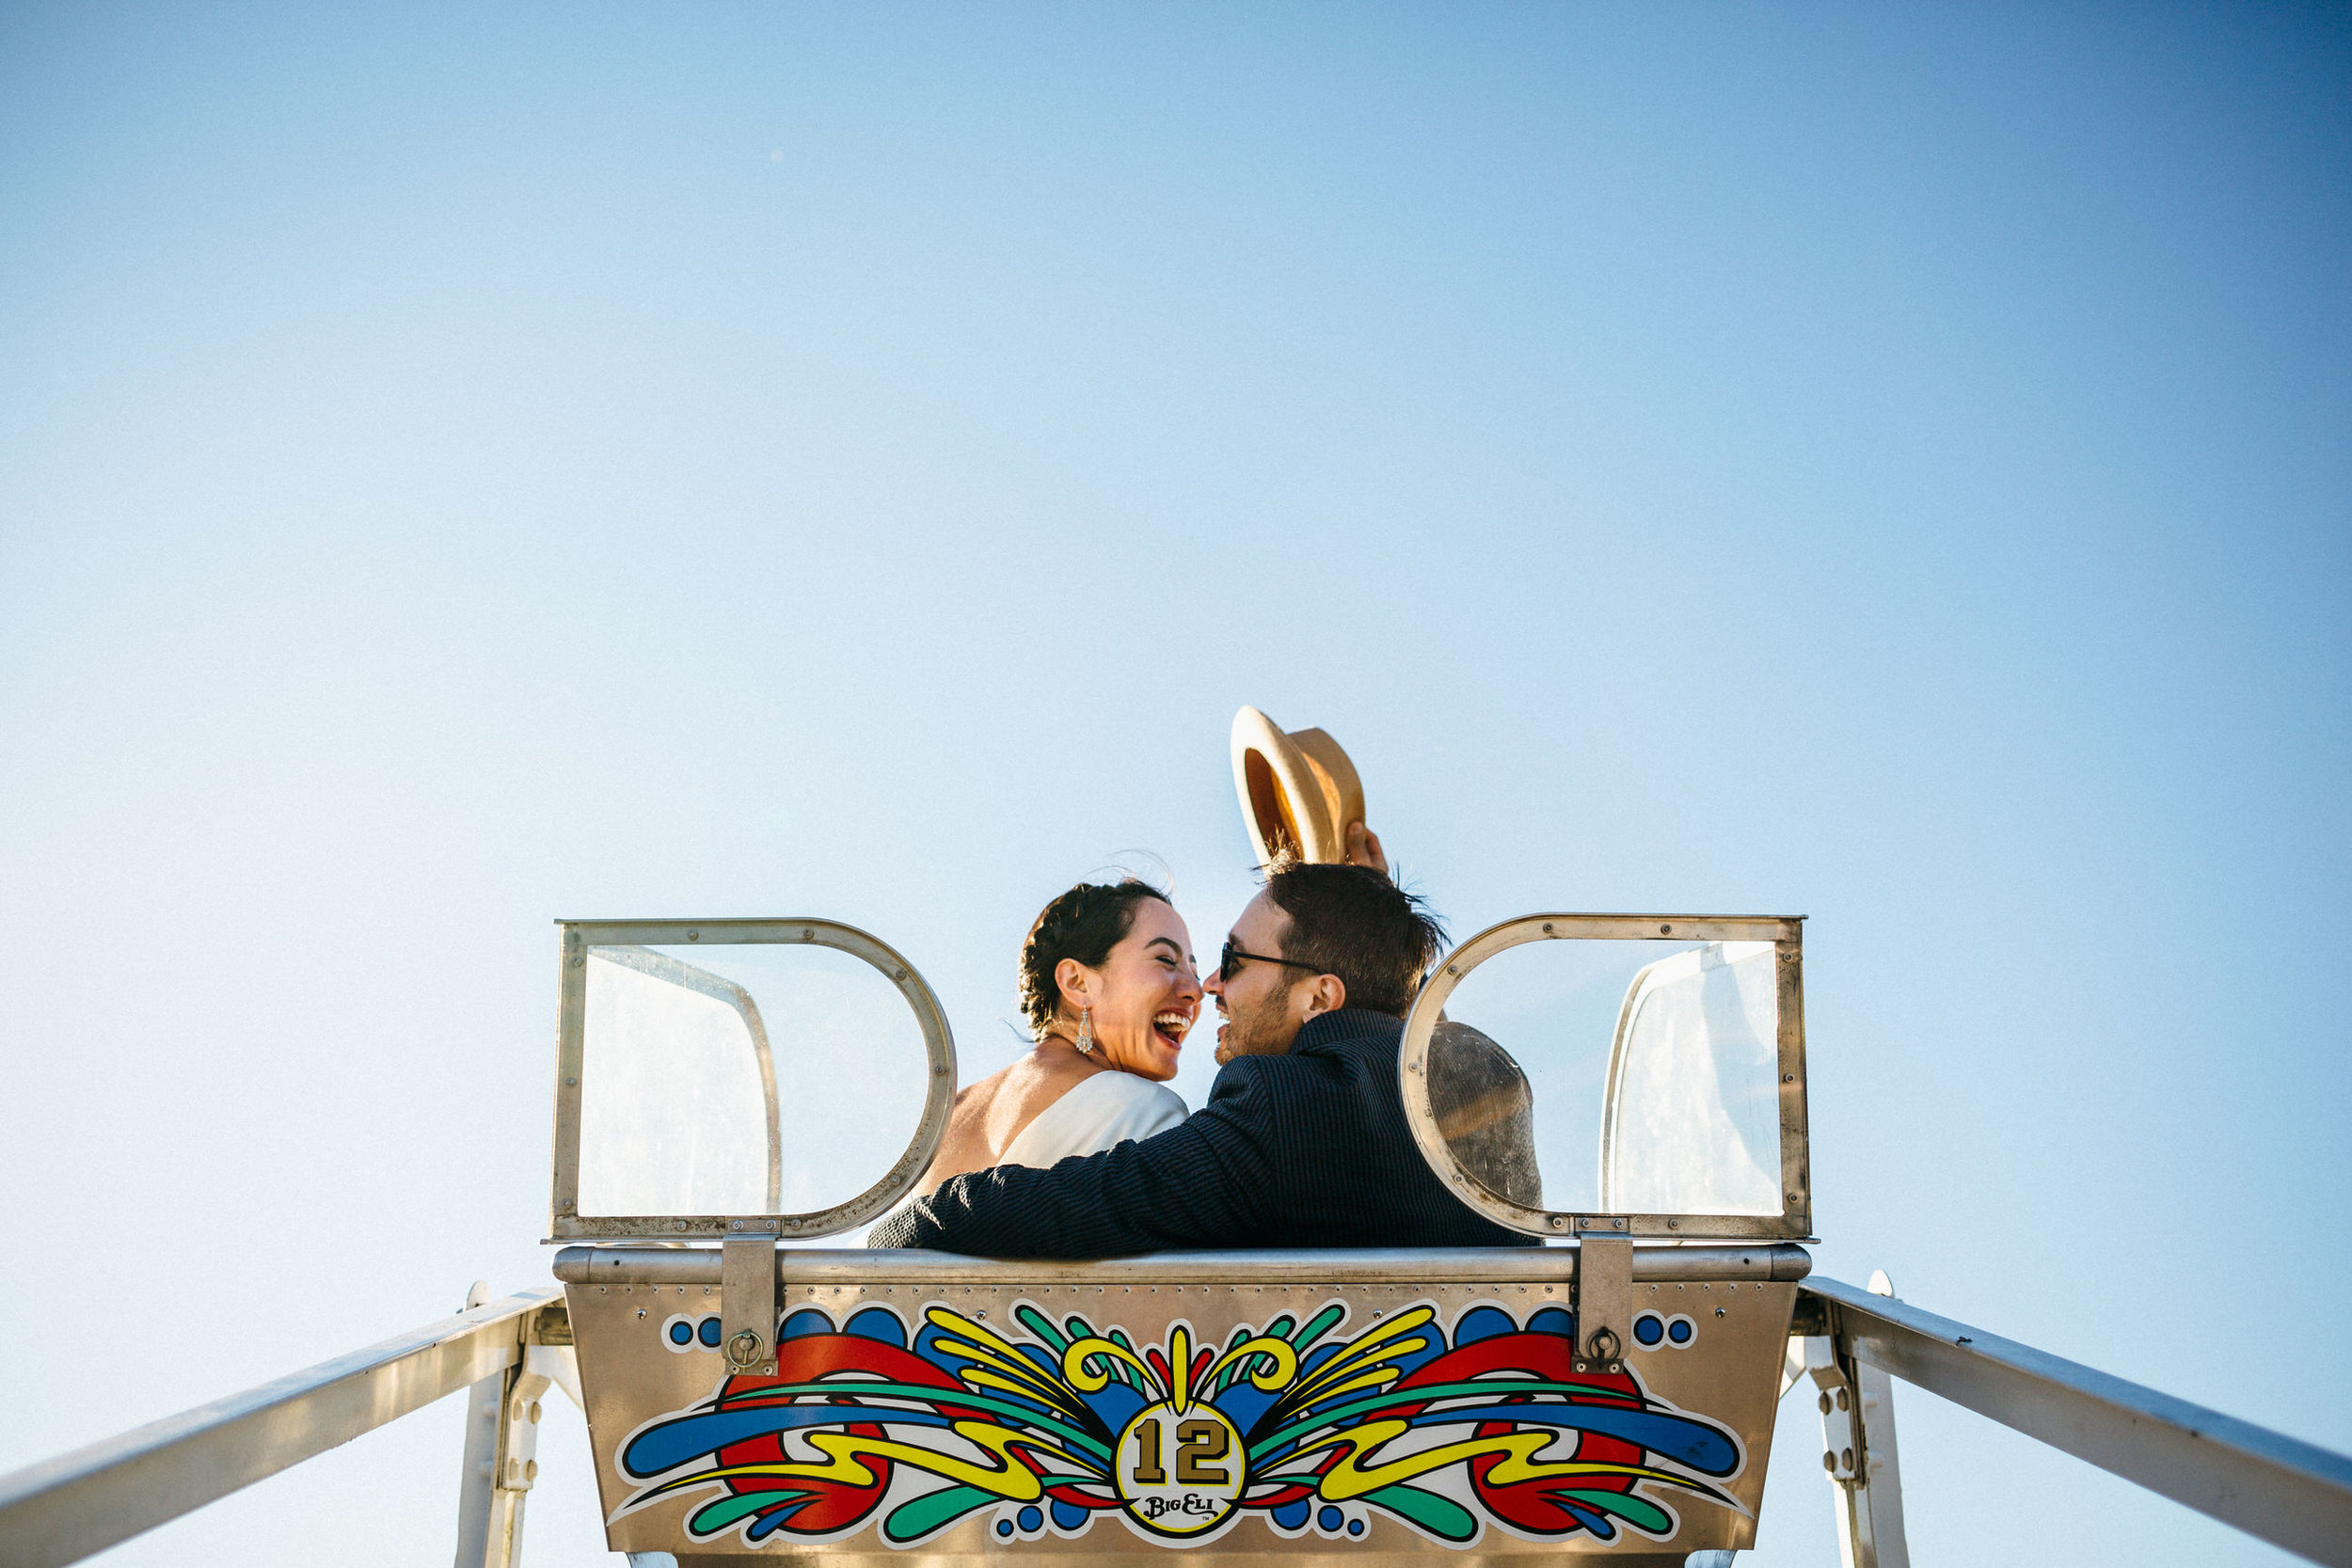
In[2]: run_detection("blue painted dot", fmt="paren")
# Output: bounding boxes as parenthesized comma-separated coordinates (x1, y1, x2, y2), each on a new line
(668, 1321, 692, 1346)
(1454, 1305, 1516, 1346)
(996, 1520, 1014, 1538)
(1319, 1507, 1343, 1532)
(1632, 1313, 1664, 1347)
(697, 1316, 722, 1348)
(1529, 1306, 1575, 1339)
(1348, 1519, 1365, 1536)
(1272, 1499, 1311, 1530)
(844, 1307, 907, 1349)
(1051, 1498, 1088, 1530)
(781, 1307, 834, 1340)
(1017, 1507, 1043, 1533)
(1667, 1318, 1693, 1345)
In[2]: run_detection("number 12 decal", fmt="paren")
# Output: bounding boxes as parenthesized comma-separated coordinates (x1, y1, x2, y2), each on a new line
(1125, 1416, 1232, 1487)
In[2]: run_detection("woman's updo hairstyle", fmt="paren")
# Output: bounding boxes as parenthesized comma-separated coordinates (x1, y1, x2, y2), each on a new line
(1019, 879, 1171, 1039)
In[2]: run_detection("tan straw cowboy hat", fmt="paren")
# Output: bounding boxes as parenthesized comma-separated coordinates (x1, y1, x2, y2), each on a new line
(1230, 705, 1365, 870)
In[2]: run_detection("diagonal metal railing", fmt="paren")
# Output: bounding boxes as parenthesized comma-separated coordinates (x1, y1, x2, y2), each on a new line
(0, 1287, 563, 1568)
(1804, 1276, 2352, 1566)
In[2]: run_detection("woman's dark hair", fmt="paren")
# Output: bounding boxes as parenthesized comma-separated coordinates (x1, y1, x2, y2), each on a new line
(1019, 879, 1172, 1038)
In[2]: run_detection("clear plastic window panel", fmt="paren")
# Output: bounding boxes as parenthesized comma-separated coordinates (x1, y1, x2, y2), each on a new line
(1429, 938, 1783, 1218)
(577, 942, 930, 1217)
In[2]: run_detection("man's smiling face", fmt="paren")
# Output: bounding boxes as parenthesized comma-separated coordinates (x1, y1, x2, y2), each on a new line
(1204, 889, 1314, 1063)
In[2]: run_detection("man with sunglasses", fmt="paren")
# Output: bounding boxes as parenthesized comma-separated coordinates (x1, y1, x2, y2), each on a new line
(871, 836, 1535, 1257)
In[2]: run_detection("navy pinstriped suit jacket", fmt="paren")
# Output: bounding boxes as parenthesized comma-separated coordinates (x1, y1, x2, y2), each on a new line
(868, 1009, 1534, 1258)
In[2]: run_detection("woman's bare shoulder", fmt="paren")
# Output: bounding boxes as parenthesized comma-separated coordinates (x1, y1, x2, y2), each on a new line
(918, 1064, 1019, 1189)
(949, 1060, 1018, 1111)
(984, 1052, 1104, 1141)
(918, 1051, 1106, 1190)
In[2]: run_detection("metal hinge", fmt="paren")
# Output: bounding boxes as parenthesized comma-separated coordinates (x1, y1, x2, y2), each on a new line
(530, 1298, 574, 1347)
(722, 1225, 779, 1378)
(1574, 1234, 1630, 1375)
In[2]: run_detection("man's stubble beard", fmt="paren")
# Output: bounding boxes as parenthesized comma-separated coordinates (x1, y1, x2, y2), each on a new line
(1215, 992, 1295, 1063)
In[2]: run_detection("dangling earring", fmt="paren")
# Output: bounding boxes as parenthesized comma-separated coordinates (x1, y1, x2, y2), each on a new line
(1073, 1006, 1095, 1056)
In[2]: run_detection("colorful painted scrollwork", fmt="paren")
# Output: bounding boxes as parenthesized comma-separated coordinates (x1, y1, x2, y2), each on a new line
(615, 1297, 1743, 1550)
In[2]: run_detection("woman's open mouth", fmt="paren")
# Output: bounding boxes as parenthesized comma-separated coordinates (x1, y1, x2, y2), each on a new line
(1152, 1010, 1191, 1050)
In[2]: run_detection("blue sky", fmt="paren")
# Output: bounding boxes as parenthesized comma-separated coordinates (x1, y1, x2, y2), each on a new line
(2, 4, 2346, 1562)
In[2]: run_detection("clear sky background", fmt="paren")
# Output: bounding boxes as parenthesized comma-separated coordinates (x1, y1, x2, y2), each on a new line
(3, 4, 2346, 1563)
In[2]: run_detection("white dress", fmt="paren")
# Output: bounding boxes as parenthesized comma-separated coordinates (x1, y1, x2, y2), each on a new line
(999, 1070, 1186, 1170)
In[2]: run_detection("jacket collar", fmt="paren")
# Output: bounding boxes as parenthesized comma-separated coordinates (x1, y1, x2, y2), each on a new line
(1292, 1007, 1406, 1054)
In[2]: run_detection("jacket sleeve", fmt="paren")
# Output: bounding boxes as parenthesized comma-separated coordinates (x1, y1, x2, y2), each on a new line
(869, 1064, 1284, 1258)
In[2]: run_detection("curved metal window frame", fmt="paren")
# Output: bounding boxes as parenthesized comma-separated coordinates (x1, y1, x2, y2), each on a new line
(1398, 911, 1810, 1243)
(548, 917, 957, 1243)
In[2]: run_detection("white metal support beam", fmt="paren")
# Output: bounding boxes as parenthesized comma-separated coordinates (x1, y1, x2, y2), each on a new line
(453, 1281, 581, 1568)
(453, 1348, 569, 1568)
(1801, 1269, 1910, 1568)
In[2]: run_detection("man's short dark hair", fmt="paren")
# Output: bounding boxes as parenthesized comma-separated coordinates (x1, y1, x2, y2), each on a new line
(1263, 860, 1446, 1017)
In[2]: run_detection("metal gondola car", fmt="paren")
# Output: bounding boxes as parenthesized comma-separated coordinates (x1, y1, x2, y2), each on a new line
(550, 906, 1816, 1566)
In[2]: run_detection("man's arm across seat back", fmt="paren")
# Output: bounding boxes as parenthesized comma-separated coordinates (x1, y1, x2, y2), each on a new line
(869, 1067, 1282, 1257)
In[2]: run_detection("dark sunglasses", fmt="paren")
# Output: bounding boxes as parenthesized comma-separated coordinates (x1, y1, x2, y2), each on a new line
(1217, 937, 1324, 985)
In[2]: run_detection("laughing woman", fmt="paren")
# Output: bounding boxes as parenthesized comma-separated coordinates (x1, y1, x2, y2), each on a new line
(916, 879, 1200, 1190)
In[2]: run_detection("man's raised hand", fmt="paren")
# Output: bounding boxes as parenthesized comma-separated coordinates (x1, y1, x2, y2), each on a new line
(1344, 821, 1390, 878)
